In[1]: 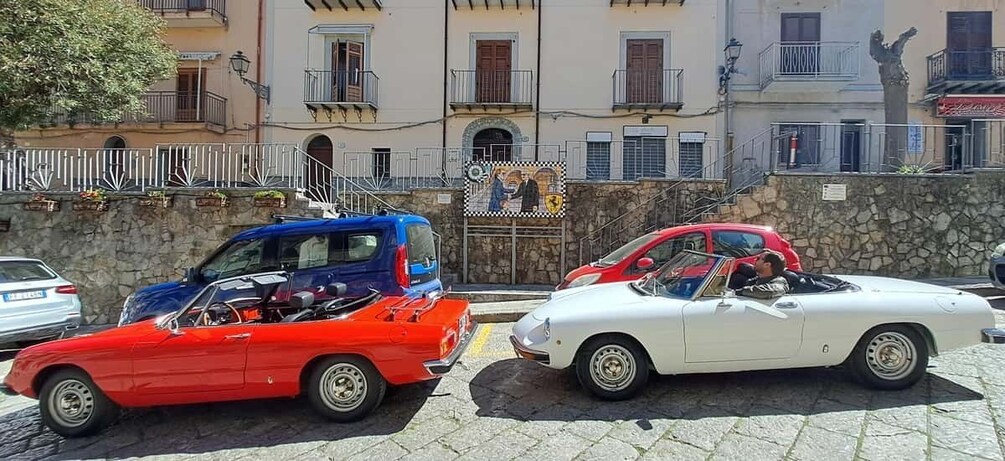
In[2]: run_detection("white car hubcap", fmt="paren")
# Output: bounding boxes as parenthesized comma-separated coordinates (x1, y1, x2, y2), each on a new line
(590, 345, 636, 391)
(320, 364, 367, 412)
(48, 379, 94, 428)
(866, 332, 917, 380)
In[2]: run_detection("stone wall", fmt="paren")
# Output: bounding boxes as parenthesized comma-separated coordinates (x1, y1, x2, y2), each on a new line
(709, 170, 1005, 278)
(0, 190, 322, 323)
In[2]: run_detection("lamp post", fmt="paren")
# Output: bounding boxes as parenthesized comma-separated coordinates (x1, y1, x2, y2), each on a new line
(718, 38, 742, 190)
(229, 50, 270, 103)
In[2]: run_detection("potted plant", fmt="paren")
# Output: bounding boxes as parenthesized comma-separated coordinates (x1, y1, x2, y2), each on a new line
(253, 190, 287, 208)
(23, 193, 59, 212)
(139, 190, 172, 208)
(196, 189, 229, 207)
(73, 188, 108, 212)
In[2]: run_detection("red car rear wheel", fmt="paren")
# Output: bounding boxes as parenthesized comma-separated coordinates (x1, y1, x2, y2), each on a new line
(308, 356, 386, 422)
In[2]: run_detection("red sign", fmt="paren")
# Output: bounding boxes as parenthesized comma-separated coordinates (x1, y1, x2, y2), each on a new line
(937, 96, 1005, 118)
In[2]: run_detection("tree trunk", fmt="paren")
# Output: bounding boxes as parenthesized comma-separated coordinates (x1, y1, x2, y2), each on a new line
(869, 27, 918, 172)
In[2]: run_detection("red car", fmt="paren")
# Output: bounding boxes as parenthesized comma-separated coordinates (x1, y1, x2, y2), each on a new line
(1, 272, 475, 438)
(559, 223, 802, 290)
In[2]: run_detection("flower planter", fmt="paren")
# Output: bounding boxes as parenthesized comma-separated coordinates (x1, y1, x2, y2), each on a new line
(196, 197, 229, 208)
(253, 197, 287, 208)
(24, 200, 60, 212)
(139, 197, 172, 208)
(72, 201, 108, 212)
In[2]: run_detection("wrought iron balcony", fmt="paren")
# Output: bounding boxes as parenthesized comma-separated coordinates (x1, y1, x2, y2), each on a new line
(758, 41, 860, 89)
(609, 0, 684, 6)
(303, 70, 380, 111)
(612, 69, 684, 111)
(41, 91, 226, 127)
(450, 70, 534, 110)
(450, 0, 535, 9)
(137, 0, 226, 27)
(927, 48, 1005, 93)
(304, 0, 382, 11)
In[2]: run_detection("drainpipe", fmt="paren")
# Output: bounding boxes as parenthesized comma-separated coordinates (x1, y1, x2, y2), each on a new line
(441, 2, 449, 158)
(255, 0, 264, 144)
(533, 0, 542, 161)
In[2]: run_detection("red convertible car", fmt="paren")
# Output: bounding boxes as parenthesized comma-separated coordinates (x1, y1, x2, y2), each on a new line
(1, 272, 475, 438)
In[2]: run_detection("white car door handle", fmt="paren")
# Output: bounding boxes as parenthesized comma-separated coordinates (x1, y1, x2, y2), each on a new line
(775, 302, 798, 309)
(224, 333, 251, 340)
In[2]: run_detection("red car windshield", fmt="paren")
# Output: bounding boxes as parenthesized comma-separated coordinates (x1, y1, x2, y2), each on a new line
(596, 233, 660, 267)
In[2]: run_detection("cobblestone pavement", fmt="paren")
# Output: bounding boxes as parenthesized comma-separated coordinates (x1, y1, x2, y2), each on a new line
(3, 307, 1005, 460)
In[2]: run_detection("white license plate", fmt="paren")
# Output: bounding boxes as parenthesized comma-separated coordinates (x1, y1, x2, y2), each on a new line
(3, 290, 47, 302)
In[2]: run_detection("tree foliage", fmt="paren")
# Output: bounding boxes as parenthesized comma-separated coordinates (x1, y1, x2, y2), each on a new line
(0, 0, 177, 138)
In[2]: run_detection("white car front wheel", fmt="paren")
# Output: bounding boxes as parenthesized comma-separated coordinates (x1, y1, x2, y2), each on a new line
(848, 325, 929, 390)
(575, 335, 649, 401)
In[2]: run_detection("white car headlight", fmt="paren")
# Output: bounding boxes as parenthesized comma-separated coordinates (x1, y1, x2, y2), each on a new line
(992, 243, 1005, 259)
(543, 318, 551, 339)
(567, 273, 601, 289)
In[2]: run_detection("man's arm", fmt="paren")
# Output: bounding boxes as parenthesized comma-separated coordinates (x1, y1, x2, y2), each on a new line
(738, 278, 789, 299)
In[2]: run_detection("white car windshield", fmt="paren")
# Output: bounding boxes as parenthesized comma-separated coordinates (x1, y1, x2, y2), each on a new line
(634, 251, 724, 299)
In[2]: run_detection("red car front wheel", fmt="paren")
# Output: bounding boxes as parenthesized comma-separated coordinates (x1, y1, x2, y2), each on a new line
(39, 368, 120, 438)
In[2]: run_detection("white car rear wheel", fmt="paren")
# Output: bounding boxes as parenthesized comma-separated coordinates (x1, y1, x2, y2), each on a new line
(575, 335, 649, 401)
(848, 325, 928, 390)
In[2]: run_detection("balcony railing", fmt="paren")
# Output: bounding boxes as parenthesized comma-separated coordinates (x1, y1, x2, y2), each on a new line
(758, 41, 860, 88)
(450, 70, 533, 109)
(612, 69, 684, 110)
(303, 70, 379, 109)
(928, 48, 1005, 89)
(137, 0, 227, 25)
(42, 91, 226, 127)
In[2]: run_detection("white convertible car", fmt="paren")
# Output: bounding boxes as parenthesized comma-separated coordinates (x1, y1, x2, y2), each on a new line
(511, 250, 1004, 401)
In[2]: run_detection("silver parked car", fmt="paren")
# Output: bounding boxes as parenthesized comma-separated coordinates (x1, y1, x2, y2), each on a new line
(0, 257, 82, 345)
(992, 243, 1005, 291)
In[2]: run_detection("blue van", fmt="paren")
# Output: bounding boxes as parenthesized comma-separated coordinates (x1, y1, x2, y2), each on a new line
(117, 214, 441, 325)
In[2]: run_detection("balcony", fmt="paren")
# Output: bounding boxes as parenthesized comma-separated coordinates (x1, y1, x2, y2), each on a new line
(758, 41, 860, 91)
(609, 0, 684, 6)
(304, 70, 379, 119)
(451, 0, 535, 9)
(927, 48, 1005, 93)
(612, 69, 684, 111)
(450, 70, 533, 111)
(41, 91, 227, 127)
(304, 0, 382, 11)
(137, 0, 227, 27)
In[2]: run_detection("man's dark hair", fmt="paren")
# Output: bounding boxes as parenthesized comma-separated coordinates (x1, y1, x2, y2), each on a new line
(760, 250, 786, 277)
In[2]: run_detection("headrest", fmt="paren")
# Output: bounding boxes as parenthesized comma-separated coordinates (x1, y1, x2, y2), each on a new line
(325, 282, 347, 297)
(290, 291, 315, 309)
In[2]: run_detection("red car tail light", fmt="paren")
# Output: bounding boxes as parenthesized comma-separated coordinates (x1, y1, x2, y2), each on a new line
(396, 244, 411, 288)
(55, 285, 78, 295)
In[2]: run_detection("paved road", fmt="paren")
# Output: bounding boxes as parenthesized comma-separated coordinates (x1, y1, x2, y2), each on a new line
(2, 298, 1005, 460)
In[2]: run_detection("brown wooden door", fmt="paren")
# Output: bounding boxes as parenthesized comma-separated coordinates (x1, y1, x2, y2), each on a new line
(626, 39, 663, 104)
(780, 13, 821, 74)
(947, 12, 993, 78)
(476, 40, 512, 103)
(305, 136, 334, 203)
(176, 69, 205, 122)
(332, 41, 364, 102)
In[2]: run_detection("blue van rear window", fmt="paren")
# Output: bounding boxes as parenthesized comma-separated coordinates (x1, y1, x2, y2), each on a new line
(405, 224, 436, 265)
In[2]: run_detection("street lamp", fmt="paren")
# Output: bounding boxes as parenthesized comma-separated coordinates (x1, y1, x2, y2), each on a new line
(229, 50, 270, 103)
(718, 38, 743, 94)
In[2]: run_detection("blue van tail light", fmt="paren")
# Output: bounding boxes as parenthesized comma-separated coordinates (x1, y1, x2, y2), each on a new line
(396, 244, 411, 288)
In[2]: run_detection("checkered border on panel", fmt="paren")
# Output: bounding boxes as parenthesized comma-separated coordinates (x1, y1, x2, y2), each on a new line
(463, 161, 567, 218)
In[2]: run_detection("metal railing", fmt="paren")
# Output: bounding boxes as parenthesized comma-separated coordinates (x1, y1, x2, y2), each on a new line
(612, 69, 684, 107)
(137, 0, 226, 19)
(41, 92, 227, 127)
(928, 48, 1005, 86)
(758, 41, 860, 87)
(304, 70, 379, 107)
(450, 70, 533, 106)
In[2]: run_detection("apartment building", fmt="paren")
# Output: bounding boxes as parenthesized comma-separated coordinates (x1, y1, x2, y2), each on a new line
(263, 0, 724, 185)
(14, 0, 263, 151)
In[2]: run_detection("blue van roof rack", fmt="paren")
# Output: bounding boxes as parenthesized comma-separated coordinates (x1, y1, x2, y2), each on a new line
(271, 214, 330, 224)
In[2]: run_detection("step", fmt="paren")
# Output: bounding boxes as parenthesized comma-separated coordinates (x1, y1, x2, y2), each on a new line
(445, 284, 553, 303)
(469, 299, 545, 323)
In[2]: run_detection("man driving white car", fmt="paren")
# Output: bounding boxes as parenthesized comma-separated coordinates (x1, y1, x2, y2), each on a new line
(736, 250, 790, 299)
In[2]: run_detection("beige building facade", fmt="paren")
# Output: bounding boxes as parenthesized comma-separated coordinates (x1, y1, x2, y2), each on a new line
(263, 0, 725, 183)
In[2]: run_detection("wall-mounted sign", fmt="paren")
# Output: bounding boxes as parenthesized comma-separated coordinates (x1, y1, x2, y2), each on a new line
(464, 162, 566, 218)
(177, 52, 220, 61)
(679, 132, 707, 143)
(936, 95, 1005, 118)
(623, 125, 668, 137)
(822, 184, 847, 201)
(586, 131, 613, 143)
(437, 193, 452, 205)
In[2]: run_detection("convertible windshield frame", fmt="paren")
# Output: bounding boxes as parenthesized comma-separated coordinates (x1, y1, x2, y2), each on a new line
(158, 271, 290, 328)
(632, 250, 732, 301)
